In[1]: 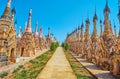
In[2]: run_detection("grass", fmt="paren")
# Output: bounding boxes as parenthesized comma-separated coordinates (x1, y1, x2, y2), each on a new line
(0, 71, 8, 78)
(64, 49, 95, 79)
(76, 74, 91, 79)
(5, 50, 55, 79)
(13, 65, 24, 73)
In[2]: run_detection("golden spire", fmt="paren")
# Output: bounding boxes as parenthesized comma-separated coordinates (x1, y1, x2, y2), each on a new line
(91, 8, 99, 42)
(114, 23, 116, 37)
(40, 26, 43, 38)
(85, 18, 90, 41)
(86, 19, 90, 34)
(92, 8, 98, 37)
(80, 22, 84, 42)
(11, 7, 16, 22)
(76, 27, 79, 40)
(24, 21, 27, 33)
(118, 0, 120, 36)
(17, 26, 22, 38)
(104, 0, 110, 14)
(34, 21, 38, 37)
(103, 0, 112, 36)
(1, 0, 11, 19)
(109, 21, 113, 34)
(100, 19, 103, 36)
(48, 27, 51, 38)
(118, 0, 120, 21)
(25, 9, 32, 33)
(119, 25, 120, 36)
(78, 26, 81, 41)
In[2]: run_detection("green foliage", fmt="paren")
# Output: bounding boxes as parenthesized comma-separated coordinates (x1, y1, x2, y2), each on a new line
(0, 71, 8, 78)
(76, 74, 89, 79)
(18, 65, 24, 68)
(50, 43, 56, 51)
(14, 70, 28, 79)
(13, 65, 24, 73)
(50, 42, 59, 51)
(61, 42, 65, 47)
(13, 67, 20, 73)
(21, 70, 27, 77)
(62, 42, 69, 51)
(29, 69, 43, 79)
(36, 51, 49, 60)
(64, 43, 69, 50)
(13, 50, 55, 79)
(55, 42, 59, 47)
(29, 60, 36, 64)
(65, 51, 92, 79)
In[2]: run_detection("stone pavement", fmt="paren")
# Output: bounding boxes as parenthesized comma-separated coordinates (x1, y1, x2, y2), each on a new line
(37, 47, 77, 79)
(71, 53, 115, 79)
(0, 49, 49, 73)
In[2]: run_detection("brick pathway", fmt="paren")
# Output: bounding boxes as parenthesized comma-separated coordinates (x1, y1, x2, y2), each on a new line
(71, 53, 115, 79)
(0, 49, 49, 73)
(37, 47, 77, 79)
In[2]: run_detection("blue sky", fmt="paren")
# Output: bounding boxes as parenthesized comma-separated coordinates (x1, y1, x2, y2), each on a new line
(0, 0, 119, 43)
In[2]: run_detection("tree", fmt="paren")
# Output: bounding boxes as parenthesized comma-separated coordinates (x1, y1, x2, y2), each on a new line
(64, 43, 69, 51)
(61, 42, 65, 48)
(61, 42, 69, 51)
(50, 42, 59, 51)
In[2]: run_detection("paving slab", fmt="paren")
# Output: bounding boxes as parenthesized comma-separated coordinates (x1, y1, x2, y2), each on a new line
(37, 47, 77, 79)
(71, 52, 115, 79)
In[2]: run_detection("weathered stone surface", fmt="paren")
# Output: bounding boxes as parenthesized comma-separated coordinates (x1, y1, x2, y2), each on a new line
(37, 47, 77, 79)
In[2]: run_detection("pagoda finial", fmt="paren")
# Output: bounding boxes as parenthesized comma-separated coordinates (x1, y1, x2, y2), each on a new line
(109, 21, 113, 34)
(40, 26, 43, 38)
(1, 0, 12, 19)
(11, 7, 16, 22)
(118, 0, 120, 24)
(25, 9, 32, 33)
(119, 26, 120, 36)
(17, 26, 22, 38)
(7, 0, 11, 7)
(92, 8, 98, 38)
(24, 21, 27, 32)
(48, 27, 51, 38)
(106, 0, 108, 5)
(12, 6, 16, 15)
(103, 0, 112, 34)
(34, 21, 38, 37)
(113, 21, 116, 37)
(100, 19, 103, 36)
(95, 5, 96, 15)
(118, 0, 120, 36)
(104, 0, 110, 13)
(118, 10, 120, 24)
(85, 17, 90, 41)
(81, 22, 84, 42)
(93, 7, 98, 22)
(81, 21, 84, 28)
(86, 10, 90, 24)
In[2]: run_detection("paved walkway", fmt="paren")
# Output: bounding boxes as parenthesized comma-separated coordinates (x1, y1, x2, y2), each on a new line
(37, 47, 77, 79)
(71, 53, 115, 79)
(0, 49, 49, 73)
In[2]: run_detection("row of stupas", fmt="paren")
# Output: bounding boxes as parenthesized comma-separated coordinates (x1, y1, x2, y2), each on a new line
(65, 0, 120, 76)
(0, 0, 56, 67)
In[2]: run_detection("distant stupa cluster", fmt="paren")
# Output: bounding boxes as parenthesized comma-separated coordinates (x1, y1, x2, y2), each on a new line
(0, 0, 57, 67)
(65, 0, 120, 76)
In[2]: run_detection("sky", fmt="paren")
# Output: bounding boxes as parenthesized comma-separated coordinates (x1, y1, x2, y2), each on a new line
(0, 0, 119, 43)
